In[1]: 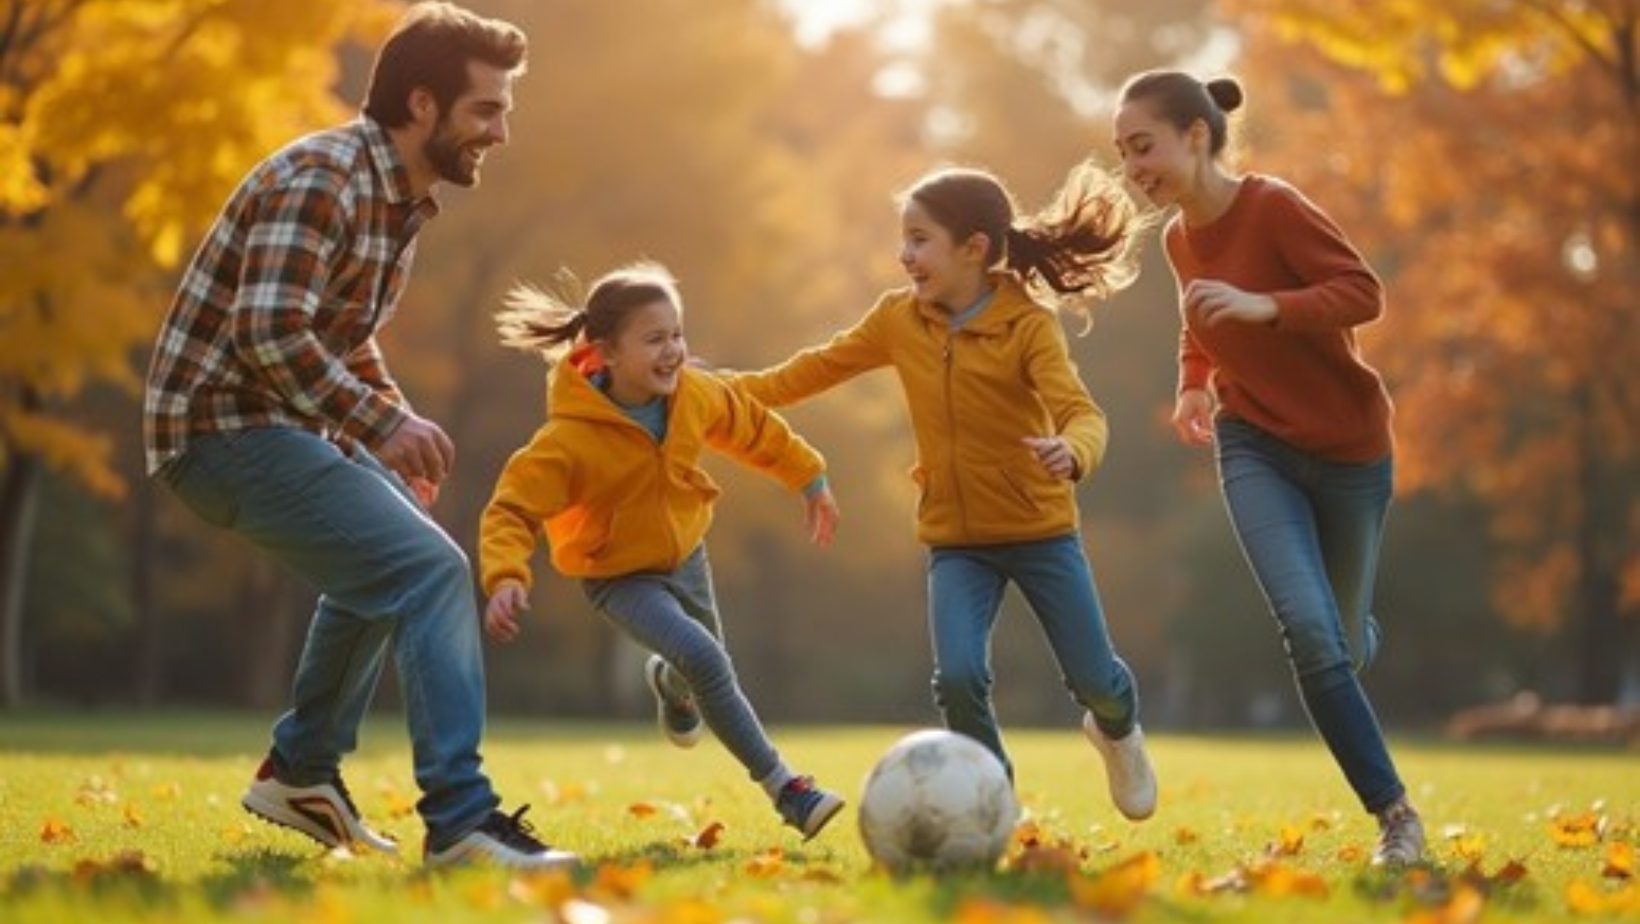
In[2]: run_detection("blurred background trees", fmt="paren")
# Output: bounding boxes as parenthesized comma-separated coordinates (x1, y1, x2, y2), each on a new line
(3, 0, 1634, 726)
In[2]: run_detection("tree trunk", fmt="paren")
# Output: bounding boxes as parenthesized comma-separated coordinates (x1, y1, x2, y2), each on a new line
(1572, 382, 1630, 704)
(131, 476, 164, 705)
(0, 449, 43, 709)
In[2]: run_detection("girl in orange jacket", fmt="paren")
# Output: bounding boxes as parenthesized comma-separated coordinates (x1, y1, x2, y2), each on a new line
(478, 261, 845, 841)
(728, 164, 1157, 821)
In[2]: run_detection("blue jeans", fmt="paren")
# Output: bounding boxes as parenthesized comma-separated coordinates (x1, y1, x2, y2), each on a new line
(584, 546, 785, 783)
(160, 428, 499, 848)
(1215, 418, 1405, 813)
(928, 534, 1138, 779)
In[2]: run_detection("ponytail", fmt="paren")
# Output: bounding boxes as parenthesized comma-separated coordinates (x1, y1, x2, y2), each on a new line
(1006, 160, 1145, 331)
(497, 272, 590, 365)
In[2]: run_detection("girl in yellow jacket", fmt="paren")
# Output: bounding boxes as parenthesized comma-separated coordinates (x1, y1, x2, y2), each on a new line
(728, 164, 1157, 820)
(478, 261, 845, 840)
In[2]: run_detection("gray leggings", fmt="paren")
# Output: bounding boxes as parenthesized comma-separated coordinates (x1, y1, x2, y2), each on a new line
(583, 546, 783, 782)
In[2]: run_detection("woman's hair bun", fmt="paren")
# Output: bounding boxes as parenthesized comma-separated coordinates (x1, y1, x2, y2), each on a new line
(1205, 77, 1244, 114)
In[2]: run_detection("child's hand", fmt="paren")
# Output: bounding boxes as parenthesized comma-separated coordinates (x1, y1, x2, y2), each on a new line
(804, 485, 840, 547)
(1023, 436, 1077, 481)
(484, 580, 530, 643)
(407, 475, 440, 509)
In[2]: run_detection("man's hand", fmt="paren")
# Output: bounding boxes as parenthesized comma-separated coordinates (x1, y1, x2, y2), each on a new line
(378, 413, 455, 484)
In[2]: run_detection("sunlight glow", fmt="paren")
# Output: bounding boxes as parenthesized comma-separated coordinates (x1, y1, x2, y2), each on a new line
(777, 0, 946, 49)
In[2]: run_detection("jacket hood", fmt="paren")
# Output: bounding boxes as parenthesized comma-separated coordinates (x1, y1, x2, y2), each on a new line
(545, 343, 636, 427)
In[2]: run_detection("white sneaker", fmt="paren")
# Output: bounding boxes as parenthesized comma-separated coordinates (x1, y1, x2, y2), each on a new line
(1082, 713, 1158, 821)
(425, 806, 579, 871)
(241, 756, 399, 853)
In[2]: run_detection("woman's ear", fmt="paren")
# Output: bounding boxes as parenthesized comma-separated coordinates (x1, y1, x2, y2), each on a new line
(1187, 117, 1211, 154)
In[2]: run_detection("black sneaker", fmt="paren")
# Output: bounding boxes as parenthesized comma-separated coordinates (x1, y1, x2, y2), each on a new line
(774, 776, 844, 840)
(644, 655, 703, 748)
(241, 755, 398, 853)
(424, 805, 579, 870)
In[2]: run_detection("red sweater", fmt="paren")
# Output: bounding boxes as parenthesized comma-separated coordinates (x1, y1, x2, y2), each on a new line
(1165, 174, 1393, 462)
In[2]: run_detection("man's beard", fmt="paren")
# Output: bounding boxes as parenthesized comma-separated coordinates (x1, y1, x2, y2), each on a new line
(424, 123, 478, 188)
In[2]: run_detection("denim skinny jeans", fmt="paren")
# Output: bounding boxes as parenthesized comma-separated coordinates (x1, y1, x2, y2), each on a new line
(584, 546, 786, 784)
(927, 534, 1138, 780)
(1215, 418, 1406, 813)
(160, 428, 499, 848)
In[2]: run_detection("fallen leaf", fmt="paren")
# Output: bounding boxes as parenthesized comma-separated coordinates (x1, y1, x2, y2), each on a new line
(1448, 832, 1488, 862)
(691, 821, 725, 850)
(1269, 824, 1305, 857)
(591, 861, 652, 899)
(40, 818, 75, 844)
(744, 848, 785, 878)
(1549, 812, 1605, 849)
(1070, 851, 1161, 917)
(1246, 861, 1329, 898)
(628, 801, 659, 818)
(1566, 878, 1640, 914)
(1603, 841, 1634, 879)
(1398, 884, 1484, 924)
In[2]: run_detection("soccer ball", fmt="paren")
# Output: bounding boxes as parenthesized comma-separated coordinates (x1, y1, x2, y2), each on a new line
(857, 728, 1019, 873)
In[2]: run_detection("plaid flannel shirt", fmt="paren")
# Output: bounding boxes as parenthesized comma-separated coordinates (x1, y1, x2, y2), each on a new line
(142, 116, 439, 475)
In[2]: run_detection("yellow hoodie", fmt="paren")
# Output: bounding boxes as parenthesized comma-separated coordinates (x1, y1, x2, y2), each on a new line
(479, 347, 825, 590)
(728, 274, 1106, 547)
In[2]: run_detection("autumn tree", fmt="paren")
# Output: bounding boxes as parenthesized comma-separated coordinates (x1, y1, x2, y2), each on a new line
(0, 0, 400, 707)
(1226, 0, 1640, 702)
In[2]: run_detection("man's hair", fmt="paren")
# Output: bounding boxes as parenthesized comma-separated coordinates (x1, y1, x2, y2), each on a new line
(363, 1, 527, 128)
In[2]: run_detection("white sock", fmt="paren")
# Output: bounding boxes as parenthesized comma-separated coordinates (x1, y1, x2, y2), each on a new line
(757, 764, 796, 800)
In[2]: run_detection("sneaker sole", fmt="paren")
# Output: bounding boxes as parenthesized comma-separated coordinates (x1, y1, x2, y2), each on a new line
(241, 787, 399, 854)
(644, 657, 704, 749)
(425, 838, 580, 871)
(799, 794, 845, 841)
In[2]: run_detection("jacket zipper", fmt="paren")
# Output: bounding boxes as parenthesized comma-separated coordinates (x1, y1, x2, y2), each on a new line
(942, 331, 967, 535)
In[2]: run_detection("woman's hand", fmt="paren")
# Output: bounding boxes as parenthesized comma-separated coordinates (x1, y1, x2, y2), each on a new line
(1172, 388, 1216, 447)
(1184, 279, 1277, 327)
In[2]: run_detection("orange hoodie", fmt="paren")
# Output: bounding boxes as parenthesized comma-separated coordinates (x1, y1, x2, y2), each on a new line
(479, 346, 825, 589)
(727, 273, 1106, 548)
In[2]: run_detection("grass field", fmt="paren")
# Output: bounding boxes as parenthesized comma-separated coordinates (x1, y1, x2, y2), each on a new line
(1, 711, 1635, 923)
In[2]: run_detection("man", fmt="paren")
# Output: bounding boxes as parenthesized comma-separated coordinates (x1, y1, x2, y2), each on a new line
(142, 1, 573, 870)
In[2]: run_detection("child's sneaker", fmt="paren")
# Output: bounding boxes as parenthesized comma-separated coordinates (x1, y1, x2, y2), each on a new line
(241, 755, 399, 853)
(775, 775, 844, 840)
(1371, 798, 1425, 867)
(1082, 713, 1158, 821)
(425, 805, 579, 870)
(644, 655, 703, 748)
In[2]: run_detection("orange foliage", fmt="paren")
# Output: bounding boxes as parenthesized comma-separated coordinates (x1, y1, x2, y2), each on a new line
(1223, 0, 1640, 657)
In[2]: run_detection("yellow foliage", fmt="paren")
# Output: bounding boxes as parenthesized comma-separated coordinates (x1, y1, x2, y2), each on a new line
(0, 0, 400, 496)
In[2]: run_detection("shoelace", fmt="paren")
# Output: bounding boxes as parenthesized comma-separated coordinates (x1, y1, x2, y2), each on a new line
(491, 805, 548, 851)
